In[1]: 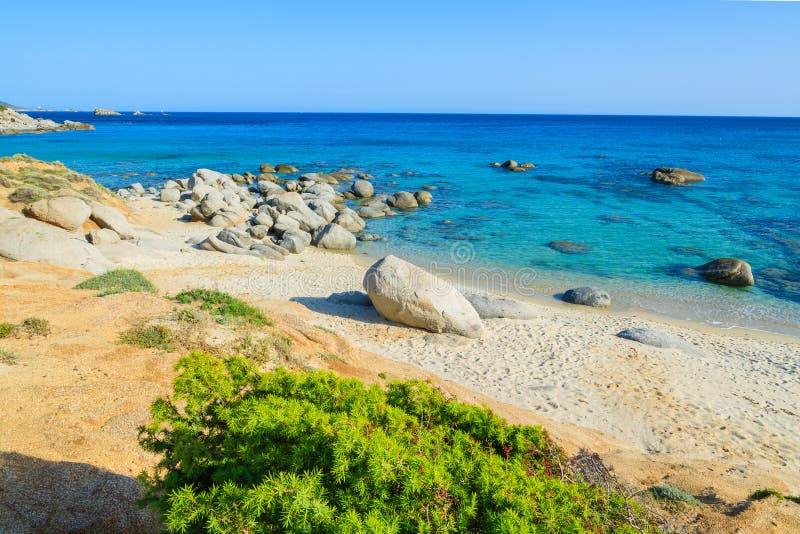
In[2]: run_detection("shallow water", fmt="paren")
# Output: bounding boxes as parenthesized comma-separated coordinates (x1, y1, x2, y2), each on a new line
(4, 112, 800, 334)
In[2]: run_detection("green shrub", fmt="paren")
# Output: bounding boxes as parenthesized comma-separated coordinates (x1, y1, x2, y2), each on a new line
(138, 352, 654, 533)
(0, 349, 19, 365)
(0, 322, 15, 338)
(119, 324, 175, 351)
(8, 185, 47, 204)
(648, 484, 700, 506)
(750, 488, 800, 505)
(74, 269, 157, 296)
(172, 289, 271, 326)
(20, 317, 50, 337)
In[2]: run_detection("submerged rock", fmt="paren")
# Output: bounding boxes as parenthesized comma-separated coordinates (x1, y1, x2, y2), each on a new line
(651, 168, 705, 186)
(548, 241, 592, 254)
(562, 287, 611, 308)
(387, 191, 418, 210)
(363, 255, 484, 338)
(694, 258, 755, 287)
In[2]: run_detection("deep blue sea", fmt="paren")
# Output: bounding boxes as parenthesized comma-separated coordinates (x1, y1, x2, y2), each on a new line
(4, 112, 800, 334)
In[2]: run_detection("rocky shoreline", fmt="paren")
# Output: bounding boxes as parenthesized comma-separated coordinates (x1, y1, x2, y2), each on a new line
(0, 107, 93, 135)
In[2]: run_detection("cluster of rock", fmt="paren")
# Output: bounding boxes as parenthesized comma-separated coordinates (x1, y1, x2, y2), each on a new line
(0, 107, 93, 135)
(116, 164, 435, 258)
(0, 191, 135, 273)
(490, 160, 536, 172)
(93, 108, 121, 116)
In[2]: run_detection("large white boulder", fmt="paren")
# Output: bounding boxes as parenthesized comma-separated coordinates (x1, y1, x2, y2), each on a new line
(0, 207, 112, 274)
(312, 223, 356, 250)
(24, 196, 91, 231)
(89, 202, 135, 239)
(363, 255, 484, 338)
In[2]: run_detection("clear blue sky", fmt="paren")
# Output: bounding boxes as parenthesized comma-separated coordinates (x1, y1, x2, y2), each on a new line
(3, 0, 799, 115)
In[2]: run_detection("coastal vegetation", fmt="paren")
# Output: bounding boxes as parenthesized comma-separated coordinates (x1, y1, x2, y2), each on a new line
(0, 349, 19, 365)
(749, 489, 800, 505)
(647, 485, 701, 507)
(138, 352, 658, 533)
(20, 317, 51, 337)
(0, 154, 108, 202)
(172, 289, 271, 326)
(74, 269, 157, 296)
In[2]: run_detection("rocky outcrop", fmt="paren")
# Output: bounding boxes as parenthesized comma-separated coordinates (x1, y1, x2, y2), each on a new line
(651, 168, 705, 186)
(274, 163, 299, 174)
(562, 287, 611, 308)
(94, 108, 121, 116)
(0, 107, 94, 134)
(0, 207, 112, 274)
(363, 255, 484, 338)
(694, 258, 755, 287)
(414, 190, 433, 205)
(24, 196, 91, 231)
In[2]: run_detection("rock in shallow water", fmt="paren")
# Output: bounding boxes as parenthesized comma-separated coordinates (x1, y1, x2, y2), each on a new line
(548, 241, 592, 254)
(694, 258, 755, 287)
(651, 167, 705, 186)
(363, 255, 484, 338)
(562, 287, 611, 308)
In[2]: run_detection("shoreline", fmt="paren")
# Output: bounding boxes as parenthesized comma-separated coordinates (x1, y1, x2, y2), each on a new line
(110, 197, 800, 478)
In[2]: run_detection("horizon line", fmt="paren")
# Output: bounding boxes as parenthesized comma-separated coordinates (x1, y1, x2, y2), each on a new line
(21, 109, 800, 119)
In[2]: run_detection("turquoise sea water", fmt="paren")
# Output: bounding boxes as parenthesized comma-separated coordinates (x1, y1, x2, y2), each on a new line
(4, 112, 800, 334)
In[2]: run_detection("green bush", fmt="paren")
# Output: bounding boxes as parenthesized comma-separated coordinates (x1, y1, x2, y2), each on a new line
(172, 289, 271, 326)
(120, 324, 176, 351)
(648, 485, 700, 506)
(20, 317, 50, 337)
(0, 349, 19, 365)
(750, 488, 800, 505)
(8, 185, 47, 204)
(75, 269, 157, 296)
(0, 322, 15, 338)
(138, 352, 653, 533)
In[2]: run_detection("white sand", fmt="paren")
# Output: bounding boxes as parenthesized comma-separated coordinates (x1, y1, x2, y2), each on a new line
(112, 199, 800, 476)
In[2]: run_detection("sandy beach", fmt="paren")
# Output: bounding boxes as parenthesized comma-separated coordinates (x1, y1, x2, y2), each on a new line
(117, 198, 800, 478)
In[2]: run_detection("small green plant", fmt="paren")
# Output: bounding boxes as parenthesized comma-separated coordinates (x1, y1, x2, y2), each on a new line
(314, 325, 338, 336)
(0, 349, 19, 365)
(750, 488, 800, 505)
(74, 269, 157, 296)
(172, 289, 271, 326)
(235, 333, 295, 365)
(317, 352, 344, 363)
(0, 323, 15, 338)
(20, 317, 51, 337)
(378, 372, 387, 379)
(648, 484, 701, 506)
(119, 324, 175, 351)
(138, 352, 656, 533)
